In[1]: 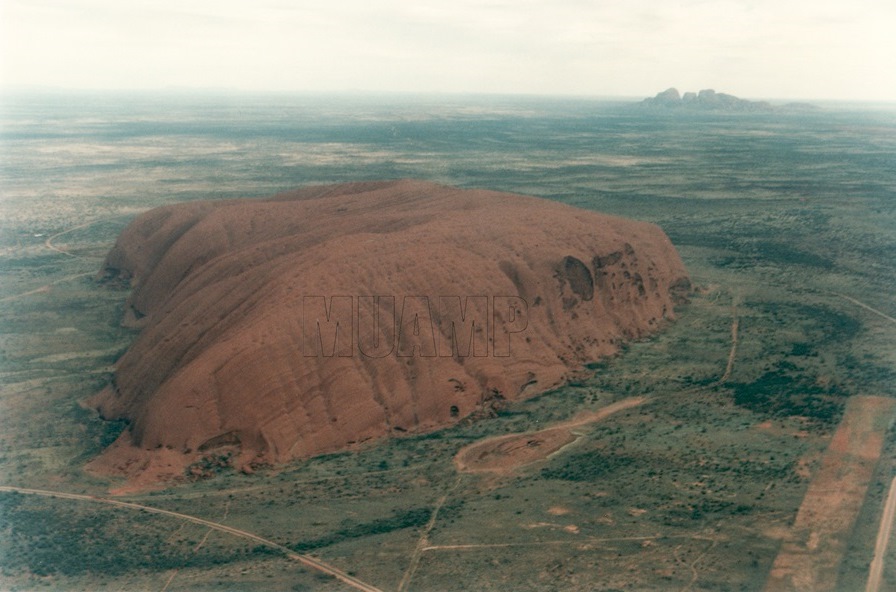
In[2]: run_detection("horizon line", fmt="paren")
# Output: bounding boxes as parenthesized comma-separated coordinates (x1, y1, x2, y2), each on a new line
(1, 85, 895, 105)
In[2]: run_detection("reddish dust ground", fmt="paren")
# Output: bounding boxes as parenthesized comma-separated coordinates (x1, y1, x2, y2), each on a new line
(765, 395, 896, 592)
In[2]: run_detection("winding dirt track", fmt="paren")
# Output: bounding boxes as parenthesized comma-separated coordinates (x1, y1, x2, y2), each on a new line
(43, 219, 104, 258)
(719, 303, 738, 383)
(0, 272, 94, 304)
(454, 397, 647, 475)
(2, 215, 130, 303)
(0, 485, 384, 592)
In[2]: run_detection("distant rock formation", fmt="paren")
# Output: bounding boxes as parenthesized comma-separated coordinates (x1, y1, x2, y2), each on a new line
(650, 87, 683, 105)
(88, 180, 690, 485)
(640, 88, 812, 112)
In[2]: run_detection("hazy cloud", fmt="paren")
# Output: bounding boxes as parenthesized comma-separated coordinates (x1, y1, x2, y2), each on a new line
(1, 0, 893, 99)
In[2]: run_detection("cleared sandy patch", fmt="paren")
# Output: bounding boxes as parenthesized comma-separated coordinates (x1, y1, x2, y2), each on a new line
(547, 506, 571, 516)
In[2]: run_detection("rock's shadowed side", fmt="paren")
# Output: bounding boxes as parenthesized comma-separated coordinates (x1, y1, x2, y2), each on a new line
(89, 180, 690, 483)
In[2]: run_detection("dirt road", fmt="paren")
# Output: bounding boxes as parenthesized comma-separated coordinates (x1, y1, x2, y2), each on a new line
(833, 293, 896, 326)
(397, 476, 463, 592)
(719, 303, 739, 383)
(454, 397, 647, 474)
(0, 485, 384, 592)
(866, 475, 896, 592)
(43, 219, 107, 258)
(764, 396, 896, 592)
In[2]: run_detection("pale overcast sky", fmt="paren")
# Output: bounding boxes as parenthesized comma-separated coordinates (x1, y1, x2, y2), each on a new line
(1, 0, 894, 100)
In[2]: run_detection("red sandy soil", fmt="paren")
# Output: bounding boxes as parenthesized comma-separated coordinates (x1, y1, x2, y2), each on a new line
(454, 396, 647, 474)
(87, 180, 688, 488)
(764, 395, 896, 592)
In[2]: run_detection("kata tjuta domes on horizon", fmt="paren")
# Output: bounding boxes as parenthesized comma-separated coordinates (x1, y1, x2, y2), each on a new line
(88, 179, 691, 485)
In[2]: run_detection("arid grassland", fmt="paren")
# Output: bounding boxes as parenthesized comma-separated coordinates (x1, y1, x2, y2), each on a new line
(1, 95, 894, 590)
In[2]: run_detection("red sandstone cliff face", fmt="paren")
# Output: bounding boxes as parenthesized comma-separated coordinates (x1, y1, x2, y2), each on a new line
(89, 180, 689, 482)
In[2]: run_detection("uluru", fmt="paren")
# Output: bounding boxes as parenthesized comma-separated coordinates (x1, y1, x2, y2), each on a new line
(88, 180, 690, 485)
